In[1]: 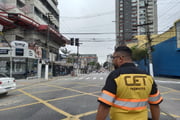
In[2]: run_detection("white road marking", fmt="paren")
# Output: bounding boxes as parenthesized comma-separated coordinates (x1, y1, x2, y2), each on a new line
(100, 77, 104, 80)
(155, 80, 180, 84)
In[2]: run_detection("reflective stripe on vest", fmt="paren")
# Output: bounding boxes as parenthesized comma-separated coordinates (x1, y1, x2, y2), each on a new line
(149, 91, 163, 104)
(98, 90, 115, 106)
(113, 98, 148, 110)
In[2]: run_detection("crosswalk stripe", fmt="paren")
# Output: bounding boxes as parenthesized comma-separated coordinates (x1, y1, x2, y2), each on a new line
(100, 77, 104, 80)
(86, 77, 90, 80)
(156, 80, 180, 84)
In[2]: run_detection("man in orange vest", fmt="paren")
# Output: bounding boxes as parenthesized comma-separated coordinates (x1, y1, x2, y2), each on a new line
(96, 46, 163, 120)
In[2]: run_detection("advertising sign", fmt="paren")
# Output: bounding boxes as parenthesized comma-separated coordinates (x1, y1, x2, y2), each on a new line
(0, 49, 9, 54)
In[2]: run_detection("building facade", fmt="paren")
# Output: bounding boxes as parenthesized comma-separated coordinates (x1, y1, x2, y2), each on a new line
(0, 0, 69, 79)
(115, 0, 158, 46)
(135, 20, 180, 77)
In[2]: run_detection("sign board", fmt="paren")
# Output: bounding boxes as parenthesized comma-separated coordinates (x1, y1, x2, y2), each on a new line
(0, 49, 9, 54)
(11, 41, 28, 48)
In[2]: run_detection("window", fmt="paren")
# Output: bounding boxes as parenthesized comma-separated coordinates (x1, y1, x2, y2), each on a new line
(13, 58, 26, 73)
(0, 58, 9, 73)
(34, 7, 43, 19)
(16, 48, 24, 56)
(132, 0, 137, 2)
(17, 0, 25, 8)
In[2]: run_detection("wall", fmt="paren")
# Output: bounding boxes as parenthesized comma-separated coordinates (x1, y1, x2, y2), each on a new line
(152, 37, 180, 77)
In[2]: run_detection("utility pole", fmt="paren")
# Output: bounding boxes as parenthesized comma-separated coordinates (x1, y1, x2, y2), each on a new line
(145, 0, 154, 77)
(45, 13, 51, 80)
(135, 0, 154, 76)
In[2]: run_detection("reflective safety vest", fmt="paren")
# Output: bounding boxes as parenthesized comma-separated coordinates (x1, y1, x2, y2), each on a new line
(98, 74, 163, 120)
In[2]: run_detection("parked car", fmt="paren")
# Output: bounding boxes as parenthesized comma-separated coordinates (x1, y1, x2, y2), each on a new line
(0, 73, 16, 95)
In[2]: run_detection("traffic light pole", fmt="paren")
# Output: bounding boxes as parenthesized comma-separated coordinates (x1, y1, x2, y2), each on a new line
(70, 38, 81, 75)
(76, 45, 79, 75)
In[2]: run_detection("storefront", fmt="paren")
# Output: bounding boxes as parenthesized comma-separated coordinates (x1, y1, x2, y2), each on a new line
(0, 41, 38, 79)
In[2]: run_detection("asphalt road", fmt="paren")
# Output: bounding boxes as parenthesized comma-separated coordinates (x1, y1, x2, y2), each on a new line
(0, 72, 179, 120)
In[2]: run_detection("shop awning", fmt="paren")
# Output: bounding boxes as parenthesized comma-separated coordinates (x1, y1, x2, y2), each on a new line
(0, 12, 69, 45)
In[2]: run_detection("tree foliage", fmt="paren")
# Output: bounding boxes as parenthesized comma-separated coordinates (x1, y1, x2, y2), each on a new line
(103, 61, 109, 68)
(131, 46, 148, 61)
(60, 48, 71, 55)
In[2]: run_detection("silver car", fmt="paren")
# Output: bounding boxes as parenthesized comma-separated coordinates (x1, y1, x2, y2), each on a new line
(0, 73, 16, 95)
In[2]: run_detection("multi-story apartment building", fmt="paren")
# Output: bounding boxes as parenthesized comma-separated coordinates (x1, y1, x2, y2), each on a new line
(0, 0, 68, 79)
(115, 0, 158, 46)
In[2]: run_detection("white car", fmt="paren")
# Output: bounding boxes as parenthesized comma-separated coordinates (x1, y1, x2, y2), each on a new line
(0, 73, 16, 95)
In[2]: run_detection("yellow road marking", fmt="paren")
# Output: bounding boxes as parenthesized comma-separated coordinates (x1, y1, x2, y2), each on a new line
(160, 111, 180, 118)
(170, 98, 180, 101)
(0, 90, 99, 112)
(61, 116, 80, 120)
(18, 89, 72, 117)
(47, 91, 100, 102)
(47, 94, 85, 102)
(0, 102, 40, 112)
(43, 84, 99, 97)
(26, 89, 62, 95)
(169, 113, 180, 118)
(159, 85, 180, 92)
(161, 90, 174, 95)
(75, 110, 97, 118)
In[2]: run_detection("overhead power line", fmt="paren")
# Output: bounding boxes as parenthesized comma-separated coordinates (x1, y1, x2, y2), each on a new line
(60, 10, 115, 20)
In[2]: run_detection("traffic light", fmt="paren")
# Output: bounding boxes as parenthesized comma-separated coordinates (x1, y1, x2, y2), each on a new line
(75, 38, 79, 46)
(70, 38, 74, 45)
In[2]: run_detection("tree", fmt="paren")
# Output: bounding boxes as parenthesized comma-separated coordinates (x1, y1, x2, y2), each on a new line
(103, 61, 109, 69)
(60, 48, 71, 55)
(95, 62, 101, 70)
(66, 53, 76, 63)
(131, 46, 148, 61)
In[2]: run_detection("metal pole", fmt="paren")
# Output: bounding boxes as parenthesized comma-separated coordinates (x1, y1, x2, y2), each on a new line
(45, 13, 50, 80)
(9, 48, 13, 78)
(76, 45, 79, 75)
(145, 0, 154, 77)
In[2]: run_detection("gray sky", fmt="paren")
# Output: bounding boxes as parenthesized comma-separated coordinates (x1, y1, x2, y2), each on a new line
(58, 0, 180, 64)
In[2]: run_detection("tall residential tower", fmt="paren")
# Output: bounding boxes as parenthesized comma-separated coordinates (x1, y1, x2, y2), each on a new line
(115, 0, 158, 46)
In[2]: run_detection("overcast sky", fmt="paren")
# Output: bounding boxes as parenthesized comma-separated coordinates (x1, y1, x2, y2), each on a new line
(58, 0, 180, 64)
